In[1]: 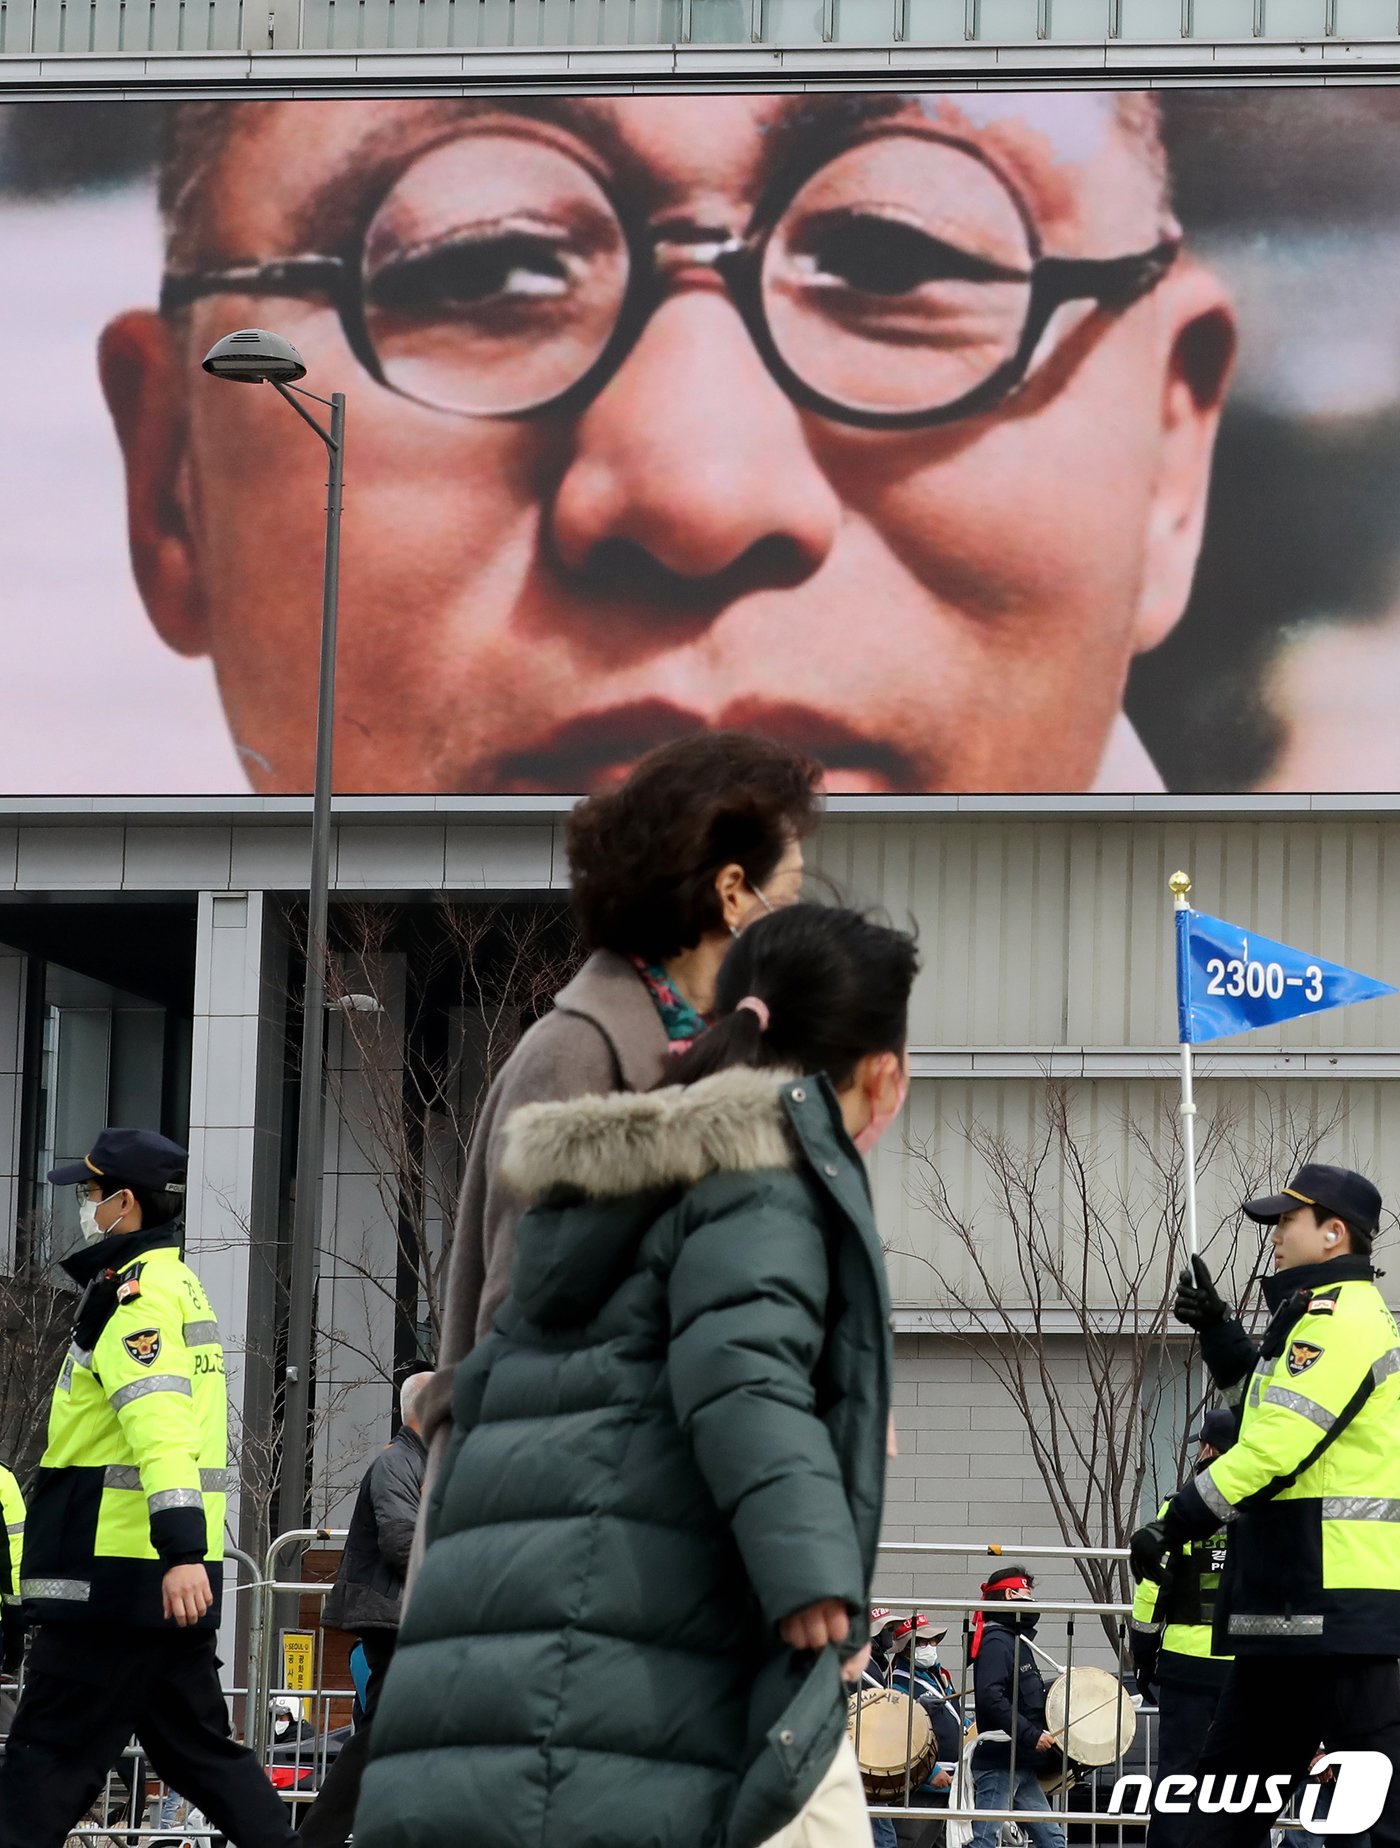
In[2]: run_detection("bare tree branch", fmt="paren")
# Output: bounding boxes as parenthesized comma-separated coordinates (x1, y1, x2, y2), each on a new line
(899, 1078, 1351, 1641)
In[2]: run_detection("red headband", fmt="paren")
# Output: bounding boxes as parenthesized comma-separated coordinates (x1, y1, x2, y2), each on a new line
(970, 1574, 1034, 1658)
(980, 1574, 1033, 1598)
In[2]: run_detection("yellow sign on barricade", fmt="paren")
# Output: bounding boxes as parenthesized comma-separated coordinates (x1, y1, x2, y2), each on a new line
(281, 1629, 315, 1694)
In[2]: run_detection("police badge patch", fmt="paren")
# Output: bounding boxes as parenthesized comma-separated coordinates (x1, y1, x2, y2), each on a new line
(122, 1329, 162, 1368)
(1287, 1340, 1324, 1376)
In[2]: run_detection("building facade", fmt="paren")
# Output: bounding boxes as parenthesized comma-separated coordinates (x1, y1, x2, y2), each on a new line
(3, 801, 1399, 1626)
(5, 1, 1400, 1637)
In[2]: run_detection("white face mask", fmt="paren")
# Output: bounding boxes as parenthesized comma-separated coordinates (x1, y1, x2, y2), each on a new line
(78, 1192, 121, 1243)
(915, 1644, 941, 1668)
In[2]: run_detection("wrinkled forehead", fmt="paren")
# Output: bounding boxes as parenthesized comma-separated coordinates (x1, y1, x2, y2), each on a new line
(166, 89, 1167, 262)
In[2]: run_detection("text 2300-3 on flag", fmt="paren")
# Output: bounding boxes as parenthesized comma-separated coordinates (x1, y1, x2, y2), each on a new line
(1176, 910, 1396, 1045)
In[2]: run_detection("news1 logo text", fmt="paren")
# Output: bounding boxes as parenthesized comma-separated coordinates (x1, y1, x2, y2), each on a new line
(1108, 1751, 1393, 1834)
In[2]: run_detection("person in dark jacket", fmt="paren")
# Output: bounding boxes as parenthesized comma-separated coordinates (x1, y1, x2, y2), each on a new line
(354, 905, 918, 1848)
(886, 1616, 963, 1773)
(298, 1374, 429, 1848)
(1128, 1410, 1235, 1848)
(969, 1567, 1066, 1848)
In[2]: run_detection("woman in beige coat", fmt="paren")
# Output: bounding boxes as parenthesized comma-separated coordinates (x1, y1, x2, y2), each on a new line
(411, 729, 821, 1492)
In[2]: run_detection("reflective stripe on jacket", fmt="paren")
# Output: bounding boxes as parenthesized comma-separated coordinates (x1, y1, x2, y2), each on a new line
(1169, 1263, 1400, 1656)
(22, 1238, 227, 1628)
(1130, 1498, 1231, 1683)
(0, 1465, 25, 1605)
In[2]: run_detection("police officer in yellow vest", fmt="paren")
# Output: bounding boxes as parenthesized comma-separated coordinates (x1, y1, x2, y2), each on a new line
(0, 1128, 296, 1848)
(1129, 1410, 1235, 1848)
(1132, 1163, 1400, 1847)
(0, 1460, 26, 1706)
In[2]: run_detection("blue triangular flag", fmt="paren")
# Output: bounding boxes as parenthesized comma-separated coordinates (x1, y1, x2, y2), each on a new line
(1177, 910, 1396, 1044)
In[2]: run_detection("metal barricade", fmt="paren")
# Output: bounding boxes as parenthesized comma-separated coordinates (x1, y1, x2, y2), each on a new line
(860, 1540, 1152, 1840)
(44, 1525, 353, 1838)
(37, 1526, 1281, 1844)
(246, 1527, 353, 1819)
(54, 1543, 263, 1844)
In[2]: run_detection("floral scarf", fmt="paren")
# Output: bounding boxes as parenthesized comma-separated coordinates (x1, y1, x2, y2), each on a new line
(629, 956, 709, 1055)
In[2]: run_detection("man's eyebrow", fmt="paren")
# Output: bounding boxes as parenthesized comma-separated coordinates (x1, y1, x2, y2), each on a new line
(282, 96, 637, 251)
(752, 91, 916, 181)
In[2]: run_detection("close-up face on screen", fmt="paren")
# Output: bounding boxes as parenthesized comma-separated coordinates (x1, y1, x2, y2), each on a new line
(3, 86, 1400, 797)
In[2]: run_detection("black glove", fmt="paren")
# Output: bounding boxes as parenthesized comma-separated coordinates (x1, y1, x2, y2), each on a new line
(1174, 1255, 1229, 1332)
(1133, 1666, 1159, 1704)
(1129, 1519, 1171, 1585)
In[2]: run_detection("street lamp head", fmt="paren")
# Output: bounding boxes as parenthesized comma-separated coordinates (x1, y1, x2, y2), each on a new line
(202, 328, 308, 385)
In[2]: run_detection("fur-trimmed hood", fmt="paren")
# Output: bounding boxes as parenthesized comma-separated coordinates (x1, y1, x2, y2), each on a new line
(500, 1066, 801, 1203)
(499, 1068, 803, 1329)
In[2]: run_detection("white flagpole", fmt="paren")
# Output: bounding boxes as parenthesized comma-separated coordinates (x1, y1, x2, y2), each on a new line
(1170, 871, 1200, 1259)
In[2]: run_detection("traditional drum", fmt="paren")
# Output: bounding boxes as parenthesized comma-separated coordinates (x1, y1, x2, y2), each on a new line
(1039, 1666, 1137, 1793)
(847, 1688, 938, 1803)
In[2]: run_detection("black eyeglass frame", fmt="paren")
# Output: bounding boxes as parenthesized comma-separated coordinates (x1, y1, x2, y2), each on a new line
(161, 130, 1182, 434)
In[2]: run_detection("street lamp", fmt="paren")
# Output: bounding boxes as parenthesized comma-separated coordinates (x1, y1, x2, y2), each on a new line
(203, 328, 345, 1535)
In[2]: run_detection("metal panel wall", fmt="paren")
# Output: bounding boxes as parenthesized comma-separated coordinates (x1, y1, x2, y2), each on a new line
(813, 815, 1400, 1053)
(870, 1071, 1400, 1308)
(3, 0, 1399, 62)
(808, 814, 1400, 1312)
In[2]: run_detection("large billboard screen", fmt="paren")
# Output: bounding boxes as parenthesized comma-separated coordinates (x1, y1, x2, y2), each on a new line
(3, 88, 1400, 798)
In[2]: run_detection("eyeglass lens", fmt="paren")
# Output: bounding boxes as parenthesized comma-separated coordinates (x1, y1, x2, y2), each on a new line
(359, 131, 1036, 419)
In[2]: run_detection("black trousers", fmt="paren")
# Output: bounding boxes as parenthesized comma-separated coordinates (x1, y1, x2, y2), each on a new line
(297, 1629, 397, 1848)
(0, 1623, 297, 1848)
(1191, 1654, 1400, 1848)
(1146, 1677, 1226, 1848)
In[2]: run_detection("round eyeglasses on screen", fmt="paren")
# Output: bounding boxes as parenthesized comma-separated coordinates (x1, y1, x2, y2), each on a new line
(162, 128, 1179, 432)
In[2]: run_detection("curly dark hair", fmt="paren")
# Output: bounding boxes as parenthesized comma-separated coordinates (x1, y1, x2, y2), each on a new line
(565, 732, 822, 962)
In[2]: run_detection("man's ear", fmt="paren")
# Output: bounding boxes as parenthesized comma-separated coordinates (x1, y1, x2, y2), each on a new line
(1131, 263, 1238, 656)
(98, 310, 209, 658)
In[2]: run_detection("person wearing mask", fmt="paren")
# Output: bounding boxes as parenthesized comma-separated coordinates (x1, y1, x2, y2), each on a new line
(405, 730, 820, 1573)
(858, 1613, 958, 1847)
(354, 904, 917, 1848)
(1138, 1163, 1400, 1846)
(860, 1611, 903, 1848)
(1128, 1410, 1236, 1848)
(886, 1615, 962, 1787)
(299, 1371, 431, 1848)
(968, 1567, 1066, 1848)
(0, 1128, 296, 1848)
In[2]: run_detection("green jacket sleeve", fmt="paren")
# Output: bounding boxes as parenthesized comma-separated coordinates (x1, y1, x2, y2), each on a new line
(1168, 1304, 1385, 1537)
(94, 1283, 206, 1566)
(667, 1180, 866, 1629)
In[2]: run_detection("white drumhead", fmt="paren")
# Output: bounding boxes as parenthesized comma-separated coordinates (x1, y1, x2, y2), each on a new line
(1045, 1667, 1136, 1766)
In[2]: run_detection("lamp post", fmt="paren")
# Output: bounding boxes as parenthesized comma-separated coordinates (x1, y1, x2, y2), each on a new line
(203, 328, 345, 1534)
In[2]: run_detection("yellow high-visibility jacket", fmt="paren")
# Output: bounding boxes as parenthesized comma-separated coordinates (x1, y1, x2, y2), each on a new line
(22, 1229, 228, 1629)
(1130, 1498, 1231, 1686)
(0, 1464, 25, 1606)
(1167, 1257, 1400, 1656)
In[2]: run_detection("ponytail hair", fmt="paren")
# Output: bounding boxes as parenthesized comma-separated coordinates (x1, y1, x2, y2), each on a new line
(666, 906, 918, 1090)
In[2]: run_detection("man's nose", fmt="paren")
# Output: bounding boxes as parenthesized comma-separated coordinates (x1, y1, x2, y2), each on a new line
(548, 291, 842, 587)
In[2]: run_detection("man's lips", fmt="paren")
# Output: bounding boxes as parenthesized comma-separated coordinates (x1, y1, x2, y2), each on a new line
(485, 699, 920, 794)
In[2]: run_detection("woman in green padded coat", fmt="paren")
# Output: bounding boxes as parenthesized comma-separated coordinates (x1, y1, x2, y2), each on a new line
(355, 905, 917, 1848)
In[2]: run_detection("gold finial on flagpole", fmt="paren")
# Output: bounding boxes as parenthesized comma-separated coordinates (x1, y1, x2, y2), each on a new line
(1169, 870, 1192, 905)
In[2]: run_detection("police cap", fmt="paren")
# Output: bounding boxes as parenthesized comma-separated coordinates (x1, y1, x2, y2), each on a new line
(1242, 1162, 1381, 1236)
(1196, 1408, 1237, 1452)
(49, 1128, 188, 1194)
